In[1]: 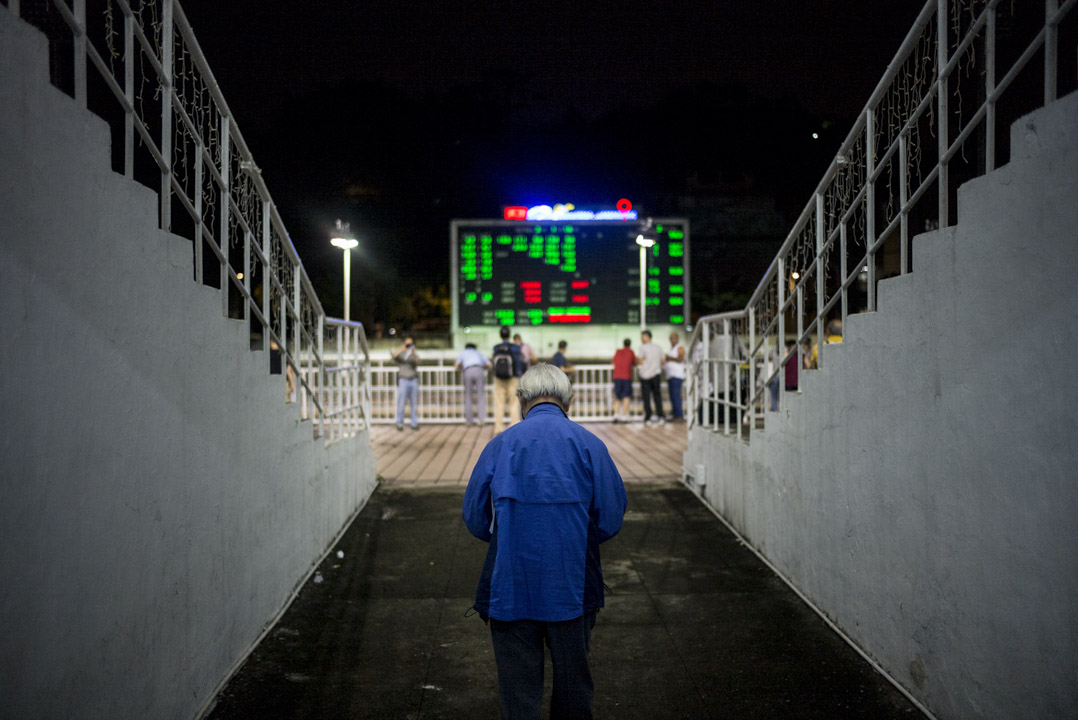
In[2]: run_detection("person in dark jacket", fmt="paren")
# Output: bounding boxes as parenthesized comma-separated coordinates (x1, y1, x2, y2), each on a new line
(463, 363, 627, 719)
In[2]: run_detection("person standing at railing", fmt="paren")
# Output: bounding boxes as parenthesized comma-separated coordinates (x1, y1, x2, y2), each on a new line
(612, 338, 637, 422)
(513, 333, 534, 373)
(456, 343, 492, 427)
(551, 340, 575, 376)
(491, 326, 524, 434)
(663, 332, 687, 422)
(636, 330, 666, 426)
(393, 337, 420, 431)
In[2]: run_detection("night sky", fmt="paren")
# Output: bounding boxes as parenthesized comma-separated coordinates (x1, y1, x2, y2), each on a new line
(176, 0, 921, 326)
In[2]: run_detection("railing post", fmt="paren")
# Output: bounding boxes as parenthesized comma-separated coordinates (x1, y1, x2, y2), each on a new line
(158, 0, 172, 231)
(10, 0, 20, 19)
(748, 307, 756, 428)
(73, 0, 86, 107)
(702, 319, 711, 431)
(814, 193, 825, 367)
(317, 314, 325, 437)
(194, 142, 203, 283)
(796, 285, 805, 379)
(1046, 0, 1059, 103)
(865, 107, 877, 312)
(219, 115, 230, 317)
(123, 3, 134, 178)
(777, 257, 786, 410)
(722, 318, 731, 435)
(986, 4, 997, 172)
(839, 224, 848, 328)
(899, 133, 909, 274)
(261, 203, 270, 354)
(937, 0, 950, 228)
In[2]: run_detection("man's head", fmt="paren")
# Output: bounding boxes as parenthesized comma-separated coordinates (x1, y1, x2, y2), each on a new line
(558, 340, 568, 351)
(500, 326, 511, 340)
(516, 363, 574, 416)
(513, 334, 522, 344)
(623, 338, 631, 348)
(465, 342, 477, 350)
(669, 331, 679, 346)
(641, 330, 652, 343)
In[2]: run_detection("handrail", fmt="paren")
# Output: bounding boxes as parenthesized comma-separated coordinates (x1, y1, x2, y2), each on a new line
(5, 0, 370, 441)
(688, 0, 1075, 442)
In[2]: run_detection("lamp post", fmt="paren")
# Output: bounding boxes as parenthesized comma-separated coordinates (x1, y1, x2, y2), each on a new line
(330, 219, 358, 322)
(635, 231, 655, 332)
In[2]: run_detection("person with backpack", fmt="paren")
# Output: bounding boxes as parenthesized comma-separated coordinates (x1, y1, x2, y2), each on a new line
(491, 325, 523, 434)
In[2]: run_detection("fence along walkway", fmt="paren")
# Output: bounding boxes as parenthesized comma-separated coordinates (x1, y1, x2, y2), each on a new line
(372, 421, 688, 486)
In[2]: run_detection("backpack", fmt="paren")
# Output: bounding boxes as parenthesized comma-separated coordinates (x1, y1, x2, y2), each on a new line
(492, 343, 514, 379)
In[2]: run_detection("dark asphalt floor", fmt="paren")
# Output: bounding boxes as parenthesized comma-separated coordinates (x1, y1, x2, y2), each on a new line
(206, 483, 925, 719)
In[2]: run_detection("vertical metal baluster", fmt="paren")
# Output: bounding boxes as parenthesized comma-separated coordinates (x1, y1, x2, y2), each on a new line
(814, 194, 825, 368)
(158, 0, 172, 230)
(937, 0, 950, 228)
(701, 320, 710, 431)
(1046, 0, 1059, 103)
(722, 318, 730, 435)
(866, 108, 877, 312)
(748, 307, 755, 430)
(261, 204, 270, 354)
(74, 0, 86, 106)
(243, 228, 251, 321)
(986, 5, 997, 172)
(318, 314, 324, 437)
(900, 133, 909, 274)
(796, 285, 804, 386)
(839, 224, 848, 328)
(123, 3, 133, 178)
(777, 258, 786, 411)
(193, 142, 202, 283)
(219, 116, 230, 318)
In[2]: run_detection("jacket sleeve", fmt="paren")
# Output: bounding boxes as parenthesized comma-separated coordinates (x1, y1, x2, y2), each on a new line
(589, 441, 627, 543)
(463, 441, 497, 541)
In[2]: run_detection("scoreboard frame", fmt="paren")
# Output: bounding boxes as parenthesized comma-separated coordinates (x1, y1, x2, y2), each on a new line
(449, 217, 691, 336)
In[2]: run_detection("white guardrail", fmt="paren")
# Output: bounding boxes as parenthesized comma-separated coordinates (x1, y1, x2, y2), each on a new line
(687, 0, 1076, 441)
(3, 0, 372, 441)
(365, 361, 677, 425)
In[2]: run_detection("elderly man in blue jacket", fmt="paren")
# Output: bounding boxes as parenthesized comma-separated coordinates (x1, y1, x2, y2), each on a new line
(463, 363, 627, 719)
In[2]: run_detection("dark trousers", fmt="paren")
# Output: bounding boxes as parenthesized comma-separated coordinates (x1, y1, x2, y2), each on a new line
(640, 375, 664, 421)
(489, 613, 597, 720)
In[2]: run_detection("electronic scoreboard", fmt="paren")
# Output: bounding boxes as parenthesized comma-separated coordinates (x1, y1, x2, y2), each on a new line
(450, 211, 689, 329)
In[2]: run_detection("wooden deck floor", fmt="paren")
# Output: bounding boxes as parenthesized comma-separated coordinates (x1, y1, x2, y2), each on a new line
(370, 420, 688, 487)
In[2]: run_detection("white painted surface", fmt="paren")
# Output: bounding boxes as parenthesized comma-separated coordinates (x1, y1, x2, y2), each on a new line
(685, 91, 1078, 720)
(0, 10, 377, 719)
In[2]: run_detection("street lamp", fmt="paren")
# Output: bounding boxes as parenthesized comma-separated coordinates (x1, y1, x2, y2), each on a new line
(330, 219, 358, 322)
(635, 231, 656, 332)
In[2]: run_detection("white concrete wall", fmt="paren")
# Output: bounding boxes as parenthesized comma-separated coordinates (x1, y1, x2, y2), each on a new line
(0, 10, 377, 719)
(685, 91, 1078, 720)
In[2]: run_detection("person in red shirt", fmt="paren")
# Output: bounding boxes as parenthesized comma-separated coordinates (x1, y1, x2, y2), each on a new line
(612, 338, 637, 422)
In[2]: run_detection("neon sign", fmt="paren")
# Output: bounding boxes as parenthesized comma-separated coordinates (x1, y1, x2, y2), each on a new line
(503, 200, 637, 222)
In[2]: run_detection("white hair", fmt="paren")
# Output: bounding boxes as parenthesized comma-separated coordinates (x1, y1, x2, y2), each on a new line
(516, 363, 574, 407)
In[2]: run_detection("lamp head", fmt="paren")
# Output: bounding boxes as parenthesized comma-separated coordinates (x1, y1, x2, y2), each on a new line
(635, 234, 655, 248)
(331, 237, 358, 250)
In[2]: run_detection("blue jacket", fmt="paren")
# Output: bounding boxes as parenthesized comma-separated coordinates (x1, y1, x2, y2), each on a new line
(463, 403, 627, 621)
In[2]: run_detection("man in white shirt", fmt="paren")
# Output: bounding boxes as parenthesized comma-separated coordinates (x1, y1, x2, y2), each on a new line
(663, 332, 687, 421)
(635, 330, 665, 425)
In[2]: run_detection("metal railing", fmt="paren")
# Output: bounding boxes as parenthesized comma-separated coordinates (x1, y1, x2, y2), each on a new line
(367, 361, 677, 425)
(4, 0, 372, 440)
(687, 0, 1076, 440)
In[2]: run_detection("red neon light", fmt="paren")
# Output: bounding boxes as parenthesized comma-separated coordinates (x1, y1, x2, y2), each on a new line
(504, 206, 528, 221)
(616, 198, 632, 213)
(519, 281, 541, 289)
(549, 314, 592, 323)
(570, 280, 589, 289)
(572, 295, 589, 303)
